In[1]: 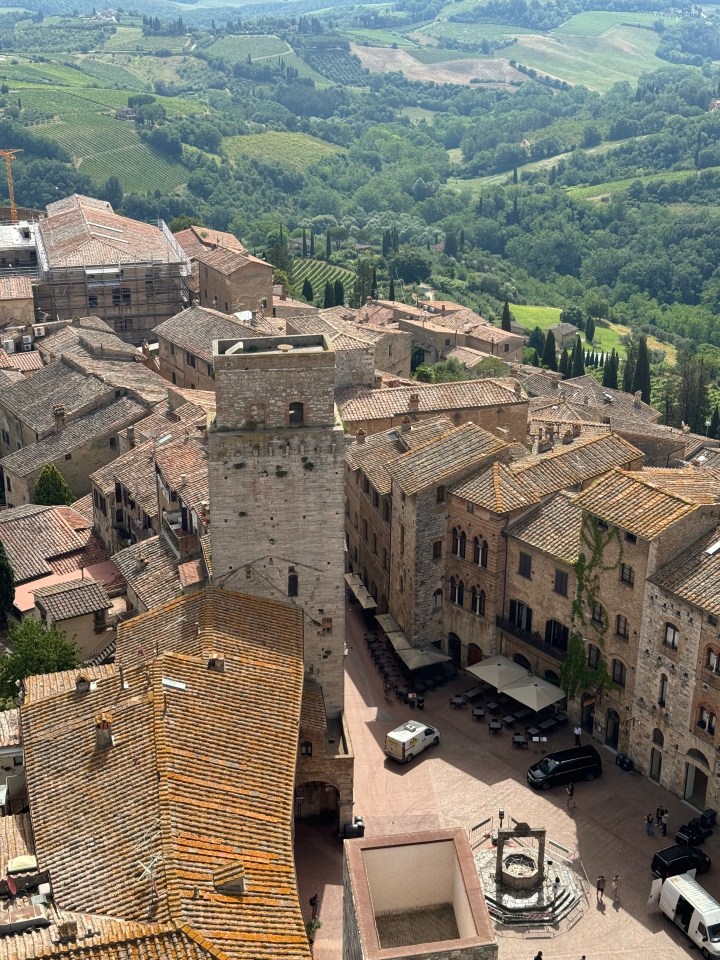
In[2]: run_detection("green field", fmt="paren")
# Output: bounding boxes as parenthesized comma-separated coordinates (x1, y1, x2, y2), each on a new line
(418, 21, 535, 44)
(74, 56, 149, 89)
(555, 11, 676, 36)
(408, 47, 481, 63)
(223, 132, 343, 171)
(402, 105, 439, 122)
(205, 34, 290, 63)
(344, 27, 417, 47)
(0, 56, 89, 86)
(511, 304, 627, 358)
(511, 25, 663, 91)
(565, 166, 720, 201)
(264, 52, 331, 85)
(102, 26, 189, 53)
(292, 258, 356, 295)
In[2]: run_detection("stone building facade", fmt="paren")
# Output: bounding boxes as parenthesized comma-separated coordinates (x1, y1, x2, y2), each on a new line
(197, 248, 273, 316)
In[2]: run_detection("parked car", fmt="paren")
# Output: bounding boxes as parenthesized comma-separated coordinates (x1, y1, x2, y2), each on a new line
(653, 845, 712, 880)
(527, 745, 602, 790)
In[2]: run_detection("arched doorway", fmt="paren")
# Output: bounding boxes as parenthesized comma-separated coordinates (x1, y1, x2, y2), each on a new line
(294, 781, 339, 827)
(684, 750, 710, 809)
(650, 748, 663, 783)
(513, 653, 531, 670)
(467, 643, 483, 666)
(447, 633, 462, 668)
(581, 692, 595, 733)
(544, 670, 560, 687)
(605, 708, 620, 750)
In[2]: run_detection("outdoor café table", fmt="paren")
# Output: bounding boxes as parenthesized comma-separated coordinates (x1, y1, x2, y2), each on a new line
(396, 686, 408, 700)
(464, 686, 483, 702)
(512, 735, 529, 749)
(503, 715, 516, 728)
(513, 708, 532, 721)
(526, 726, 541, 738)
(450, 695, 466, 709)
(407, 692, 417, 708)
(539, 717, 558, 733)
(486, 700, 499, 713)
(497, 693, 510, 706)
(488, 719, 502, 735)
(472, 707, 486, 721)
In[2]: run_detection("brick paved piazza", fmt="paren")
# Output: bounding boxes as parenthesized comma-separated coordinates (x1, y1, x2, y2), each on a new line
(295, 602, 720, 960)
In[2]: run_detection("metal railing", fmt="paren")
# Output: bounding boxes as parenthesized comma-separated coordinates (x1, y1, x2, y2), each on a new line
(496, 616, 565, 661)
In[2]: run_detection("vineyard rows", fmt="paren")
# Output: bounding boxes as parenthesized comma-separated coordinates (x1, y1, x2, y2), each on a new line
(303, 50, 369, 85)
(80, 144, 187, 193)
(222, 131, 343, 172)
(292, 258, 355, 292)
(205, 34, 290, 64)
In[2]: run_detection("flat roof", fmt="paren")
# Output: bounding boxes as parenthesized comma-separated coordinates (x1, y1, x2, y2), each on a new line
(214, 333, 330, 356)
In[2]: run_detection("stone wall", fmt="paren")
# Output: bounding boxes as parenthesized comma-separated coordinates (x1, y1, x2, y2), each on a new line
(157, 337, 215, 391)
(199, 261, 273, 315)
(345, 461, 391, 613)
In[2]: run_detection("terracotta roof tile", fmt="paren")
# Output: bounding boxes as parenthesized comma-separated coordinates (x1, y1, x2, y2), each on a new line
(338, 378, 526, 423)
(174, 225, 245, 261)
(0, 349, 44, 373)
(574, 467, 720, 538)
(651, 524, 720, 616)
(197, 246, 269, 274)
(153, 307, 258, 365)
(112, 536, 183, 610)
(0, 276, 32, 300)
(71, 494, 95, 522)
(452, 462, 536, 513)
(506, 492, 582, 564)
(519, 372, 661, 423)
(33, 577, 111, 620)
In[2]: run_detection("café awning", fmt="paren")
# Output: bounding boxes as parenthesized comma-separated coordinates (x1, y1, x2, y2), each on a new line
(376, 613, 401, 635)
(500, 676, 565, 712)
(466, 655, 528, 690)
(396, 645, 451, 670)
(344, 573, 376, 610)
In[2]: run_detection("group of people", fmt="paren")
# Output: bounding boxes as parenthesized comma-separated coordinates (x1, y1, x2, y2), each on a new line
(595, 874, 621, 902)
(645, 807, 669, 836)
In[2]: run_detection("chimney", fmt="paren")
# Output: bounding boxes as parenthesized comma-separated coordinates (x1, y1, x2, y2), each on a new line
(127, 424, 135, 449)
(401, 416, 412, 433)
(192, 298, 200, 306)
(374, 375, 383, 388)
(441, 304, 445, 314)
(356, 429, 366, 445)
(53, 404, 66, 432)
(408, 392, 420, 412)
(180, 473, 187, 486)
(513, 381, 522, 398)
(634, 390, 642, 406)
(95, 711, 114, 749)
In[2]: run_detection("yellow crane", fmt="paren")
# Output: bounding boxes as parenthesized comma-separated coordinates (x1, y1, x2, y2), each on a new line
(0, 149, 22, 223)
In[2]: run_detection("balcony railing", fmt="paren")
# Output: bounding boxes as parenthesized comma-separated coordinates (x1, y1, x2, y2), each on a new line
(496, 615, 565, 661)
(162, 514, 199, 559)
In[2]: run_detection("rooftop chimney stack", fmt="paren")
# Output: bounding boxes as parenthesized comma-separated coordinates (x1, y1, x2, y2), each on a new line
(127, 425, 135, 449)
(95, 712, 114, 750)
(356, 429, 366, 445)
(408, 392, 420, 412)
(53, 404, 66, 432)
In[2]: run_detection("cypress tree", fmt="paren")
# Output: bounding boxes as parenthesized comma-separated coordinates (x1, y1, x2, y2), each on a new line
(371, 266, 377, 299)
(310, 230, 315, 257)
(603, 350, 618, 389)
(531, 349, 540, 367)
(599, 351, 605, 367)
(586, 315, 595, 343)
(389, 277, 395, 301)
(459, 227, 465, 250)
(334, 279, 344, 306)
(33, 464, 74, 506)
(323, 281, 335, 308)
(572, 334, 585, 377)
(710, 404, 720, 439)
(302, 277, 313, 302)
(501, 299, 512, 332)
(631, 334, 651, 404)
(325, 231, 331, 261)
(559, 347, 570, 378)
(541, 329, 557, 371)
(444, 232, 458, 257)
(622, 355, 634, 393)
(302, 229, 307, 258)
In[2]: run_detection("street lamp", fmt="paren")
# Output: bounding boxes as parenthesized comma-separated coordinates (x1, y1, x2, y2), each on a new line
(498, 808, 505, 829)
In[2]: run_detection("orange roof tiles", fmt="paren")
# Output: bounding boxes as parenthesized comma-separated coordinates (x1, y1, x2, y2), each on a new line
(338, 378, 526, 423)
(0, 276, 32, 300)
(506, 492, 582, 564)
(651, 524, 720, 616)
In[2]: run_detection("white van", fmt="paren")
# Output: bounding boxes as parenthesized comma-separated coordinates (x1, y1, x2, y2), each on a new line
(384, 722, 439, 763)
(651, 872, 720, 957)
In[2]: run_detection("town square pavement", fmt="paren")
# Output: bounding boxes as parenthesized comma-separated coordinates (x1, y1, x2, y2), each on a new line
(295, 601, 720, 959)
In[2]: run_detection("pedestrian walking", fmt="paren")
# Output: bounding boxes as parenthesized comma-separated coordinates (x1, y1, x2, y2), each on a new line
(661, 810, 669, 837)
(596, 875, 606, 902)
(566, 781, 575, 808)
(549, 876, 561, 904)
(611, 874, 621, 900)
(645, 813, 654, 837)
(309, 893, 319, 919)
(533, 952, 543, 960)
(656, 806, 664, 827)
(574, 724, 582, 746)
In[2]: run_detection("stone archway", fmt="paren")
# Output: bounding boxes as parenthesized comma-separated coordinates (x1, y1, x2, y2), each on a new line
(468, 642, 483, 666)
(684, 750, 710, 809)
(605, 708, 620, 750)
(294, 780, 340, 826)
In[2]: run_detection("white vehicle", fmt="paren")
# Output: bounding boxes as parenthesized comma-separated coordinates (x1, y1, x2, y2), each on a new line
(384, 721, 439, 763)
(651, 872, 720, 957)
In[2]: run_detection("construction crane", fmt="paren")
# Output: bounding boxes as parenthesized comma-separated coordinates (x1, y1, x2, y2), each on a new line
(0, 149, 22, 223)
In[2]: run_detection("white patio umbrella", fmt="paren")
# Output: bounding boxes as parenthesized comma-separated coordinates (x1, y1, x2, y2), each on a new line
(466, 655, 529, 690)
(500, 675, 565, 712)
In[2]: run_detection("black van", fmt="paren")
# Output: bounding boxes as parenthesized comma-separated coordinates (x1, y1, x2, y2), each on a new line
(527, 745, 602, 790)
(652, 844, 711, 880)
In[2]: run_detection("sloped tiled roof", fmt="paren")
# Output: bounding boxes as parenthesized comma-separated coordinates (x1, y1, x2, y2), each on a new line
(197, 245, 270, 274)
(34, 576, 111, 620)
(345, 418, 455, 495)
(0, 348, 44, 373)
(72, 492, 95, 523)
(388, 422, 508, 495)
(91, 437, 161, 516)
(575, 467, 720, 539)
(173, 224, 245, 261)
(38, 195, 185, 269)
(1, 395, 147, 477)
(444, 346, 491, 369)
(651, 524, 720, 616)
(113, 535, 183, 610)
(506, 492, 582, 564)
(21, 588, 308, 960)
(0, 504, 108, 584)
(0, 275, 32, 300)
(338, 378, 526, 423)
(155, 435, 208, 512)
(519, 372, 661, 423)
(452, 462, 536, 513)
(154, 306, 257, 364)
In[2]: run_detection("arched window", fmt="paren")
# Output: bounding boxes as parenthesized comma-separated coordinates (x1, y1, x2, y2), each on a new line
(288, 402, 304, 426)
(473, 536, 480, 564)
(473, 536, 488, 567)
(587, 644, 600, 669)
(457, 580, 465, 606)
(513, 653, 531, 670)
(544, 670, 560, 687)
(452, 528, 459, 554)
(698, 707, 717, 735)
(480, 540, 488, 567)
(706, 647, 720, 673)
(611, 659, 626, 688)
(300, 740, 312, 756)
(449, 577, 457, 603)
(658, 674, 668, 707)
(471, 587, 485, 616)
(433, 589, 443, 610)
(459, 532, 466, 558)
(652, 728, 664, 747)
(288, 569, 299, 597)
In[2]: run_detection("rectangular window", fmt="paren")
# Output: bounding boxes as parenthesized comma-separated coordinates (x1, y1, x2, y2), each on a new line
(372, 490, 380, 509)
(383, 500, 390, 523)
(625, 532, 637, 544)
(88, 293, 98, 309)
(518, 551, 532, 579)
(466, 501, 474, 513)
(362, 519, 368, 541)
(587, 644, 600, 669)
(620, 563, 635, 586)
(664, 623, 679, 650)
(509, 599, 532, 632)
(186, 352, 196, 369)
(545, 619, 569, 651)
(400, 524, 405, 555)
(612, 659, 626, 688)
(554, 569, 568, 597)
(363, 477, 370, 495)
(436, 485, 445, 503)
(616, 615, 629, 639)
(112, 287, 131, 306)
(591, 602, 604, 625)
(1, 430, 8, 446)
(372, 533, 378, 555)
(5, 476, 10, 492)
(433, 540, 442, 559)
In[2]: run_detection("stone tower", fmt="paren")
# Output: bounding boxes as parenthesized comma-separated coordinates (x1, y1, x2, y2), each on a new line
(208, 334, 348, 717)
